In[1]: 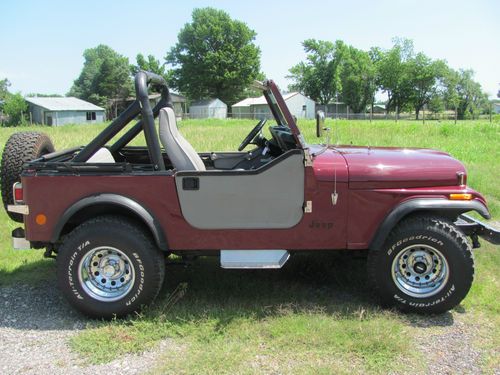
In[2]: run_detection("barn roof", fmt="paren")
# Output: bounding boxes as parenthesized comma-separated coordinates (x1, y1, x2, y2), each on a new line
(25, 97, 104, 111)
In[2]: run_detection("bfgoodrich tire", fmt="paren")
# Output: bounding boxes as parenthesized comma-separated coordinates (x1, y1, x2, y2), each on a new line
(1, 132, 55, 222)
(368, 216, 474, 314)
(57, 216, 165, 319)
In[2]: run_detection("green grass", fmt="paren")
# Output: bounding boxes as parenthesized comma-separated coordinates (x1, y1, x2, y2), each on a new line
(0, 119, 498, 373)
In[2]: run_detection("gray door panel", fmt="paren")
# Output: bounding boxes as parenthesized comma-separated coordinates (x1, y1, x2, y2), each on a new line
(175, 151, 305, 229)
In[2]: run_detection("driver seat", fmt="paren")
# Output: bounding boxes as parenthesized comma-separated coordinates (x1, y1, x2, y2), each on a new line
(159, 107, 206, 171)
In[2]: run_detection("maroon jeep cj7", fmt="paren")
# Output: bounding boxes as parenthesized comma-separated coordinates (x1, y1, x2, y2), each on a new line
(1, 72, 498, 318)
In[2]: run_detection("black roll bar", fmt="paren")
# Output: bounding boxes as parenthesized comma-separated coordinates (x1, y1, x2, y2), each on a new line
(73, 71, 171, 171)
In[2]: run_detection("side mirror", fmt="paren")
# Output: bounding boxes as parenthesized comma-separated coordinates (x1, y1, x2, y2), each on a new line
(316, 110, 325, 137)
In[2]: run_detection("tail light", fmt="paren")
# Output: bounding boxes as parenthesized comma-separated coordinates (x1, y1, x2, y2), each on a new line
(13, 182, 23, 204)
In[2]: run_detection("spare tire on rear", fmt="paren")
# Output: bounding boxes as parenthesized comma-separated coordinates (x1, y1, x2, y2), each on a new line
(1, 132, 55, 222)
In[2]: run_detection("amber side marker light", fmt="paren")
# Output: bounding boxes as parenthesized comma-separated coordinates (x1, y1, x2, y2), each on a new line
(35, 214, 47, 225)
(449, 193, 473, 200)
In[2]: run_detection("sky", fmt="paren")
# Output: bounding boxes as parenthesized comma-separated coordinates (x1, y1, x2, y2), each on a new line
(1, 0, 499, 98)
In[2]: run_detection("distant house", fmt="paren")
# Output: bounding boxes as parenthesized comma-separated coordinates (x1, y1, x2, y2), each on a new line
(189, 98, 227, 119)
(494, 103, 500, 114)
(233, 92, 315, 120)
(26, 97, 105, 126)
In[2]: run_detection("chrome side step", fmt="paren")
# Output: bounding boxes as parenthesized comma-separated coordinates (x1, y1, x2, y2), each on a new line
(220, 250, 290, 269)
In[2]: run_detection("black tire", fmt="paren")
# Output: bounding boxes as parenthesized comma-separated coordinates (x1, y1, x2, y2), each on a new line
(1, 132, 55, 222)
(57, 216, 166, 319)
(368, 216, 474, 314)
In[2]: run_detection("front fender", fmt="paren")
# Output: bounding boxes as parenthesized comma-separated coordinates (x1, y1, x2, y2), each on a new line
(369, 198, 490, 250)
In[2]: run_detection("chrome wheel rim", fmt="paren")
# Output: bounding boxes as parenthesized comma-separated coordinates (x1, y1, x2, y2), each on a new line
(391, 244, 449, 298)
(78, 246, 135, 302)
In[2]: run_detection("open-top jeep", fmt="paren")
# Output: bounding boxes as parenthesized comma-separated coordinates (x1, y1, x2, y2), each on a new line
(1, 72, 498, 318)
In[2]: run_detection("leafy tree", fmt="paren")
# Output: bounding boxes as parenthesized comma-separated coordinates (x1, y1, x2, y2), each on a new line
(288, 39, 346, 105)
(407, 54, 447, 119)
(443, 68, 486, 119)
(374, 38, 415, 114)
(69, 45, 132, 116)
(427, 92, 445, 114)
(166, 7, 261, 105)
(0, 78, 10, 100)
(3, 93, 27, 126)
(131, 54, 171, 81)
(340, 46, 377, 113)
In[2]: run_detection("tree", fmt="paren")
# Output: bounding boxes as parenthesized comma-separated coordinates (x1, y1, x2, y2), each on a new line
(166, 7, 261, 106)
(3, 93, 28, 126)
(69, 45, 132, 117)
(131, 54, 171, 82)
(340, 46, 377, 113)
(443, 68, 486, 119)
(288, 39, 346, 105)
(374, 38, 415, 114)
(408, 54, 446, 119)
(0, 78, 11, 100)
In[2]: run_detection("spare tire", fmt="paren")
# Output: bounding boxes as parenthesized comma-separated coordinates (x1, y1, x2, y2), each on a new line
(1, 132, 55, 222)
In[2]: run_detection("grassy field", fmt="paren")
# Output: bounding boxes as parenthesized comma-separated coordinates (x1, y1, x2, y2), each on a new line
(0, 119, 498, 373)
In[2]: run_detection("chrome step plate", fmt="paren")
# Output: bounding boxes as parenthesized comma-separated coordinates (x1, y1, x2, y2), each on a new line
(220, 249, 290, 269)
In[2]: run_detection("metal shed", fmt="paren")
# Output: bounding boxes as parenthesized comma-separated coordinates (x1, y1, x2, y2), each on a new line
(26, 97, 105, 126)
(189, 98, 227, 119)
(232, 92, 315, 120)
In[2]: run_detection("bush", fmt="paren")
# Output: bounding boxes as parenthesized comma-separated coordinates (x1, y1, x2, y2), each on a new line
(2, 93, 28, 126)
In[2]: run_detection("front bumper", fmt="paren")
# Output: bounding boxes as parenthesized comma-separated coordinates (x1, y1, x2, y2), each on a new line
(455, 214, 500, 248)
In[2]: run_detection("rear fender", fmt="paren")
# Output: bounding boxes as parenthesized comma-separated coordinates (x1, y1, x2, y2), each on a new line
(52, 194, 167, 250)
(369, 198, 490, 250)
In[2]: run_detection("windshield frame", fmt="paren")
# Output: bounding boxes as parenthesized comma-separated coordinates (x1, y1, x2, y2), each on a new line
(262, 80, 306, 149)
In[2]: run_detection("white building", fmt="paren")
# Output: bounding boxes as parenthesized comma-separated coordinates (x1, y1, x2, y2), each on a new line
(232, 92, 316, 120)
(26, 97, 105, 126)
(189, 98, 227, 119)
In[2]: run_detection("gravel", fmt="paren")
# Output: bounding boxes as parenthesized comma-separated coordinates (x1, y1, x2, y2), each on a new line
(0, 279, 489, 374)
(0, 281, 170, 375)
(408, 313, 484, 374)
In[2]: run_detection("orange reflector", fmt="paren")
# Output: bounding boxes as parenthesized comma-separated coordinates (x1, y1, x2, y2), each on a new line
(35, 214, 47, 225)
(449, 193, 472, 200)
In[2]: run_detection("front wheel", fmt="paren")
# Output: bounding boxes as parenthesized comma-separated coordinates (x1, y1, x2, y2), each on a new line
(368, 216, 474, 314)
(57, 216, 165, 319)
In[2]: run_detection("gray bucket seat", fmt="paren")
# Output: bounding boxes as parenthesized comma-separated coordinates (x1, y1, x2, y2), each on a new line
(159, 107, 206, 171)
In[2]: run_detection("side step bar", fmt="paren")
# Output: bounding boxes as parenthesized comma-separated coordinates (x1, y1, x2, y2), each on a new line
(220, 250, 290, 269)
(455, 214, 500, 247)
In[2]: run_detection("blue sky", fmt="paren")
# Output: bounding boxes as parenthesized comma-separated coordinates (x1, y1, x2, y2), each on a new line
(1, 0, 498, 98)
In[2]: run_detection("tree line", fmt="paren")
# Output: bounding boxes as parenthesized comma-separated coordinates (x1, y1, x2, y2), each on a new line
(288, 37, 491, 119)
(1, 7, 495, 125)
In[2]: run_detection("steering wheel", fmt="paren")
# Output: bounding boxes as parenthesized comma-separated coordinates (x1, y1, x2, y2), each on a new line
(238, 119, 267, 151)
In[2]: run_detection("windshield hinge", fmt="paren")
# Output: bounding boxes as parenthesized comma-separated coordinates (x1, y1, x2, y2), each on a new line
(303, 149, 313, 167)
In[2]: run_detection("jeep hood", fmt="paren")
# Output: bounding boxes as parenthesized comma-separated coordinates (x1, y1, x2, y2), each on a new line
(317, 145, 466, 189)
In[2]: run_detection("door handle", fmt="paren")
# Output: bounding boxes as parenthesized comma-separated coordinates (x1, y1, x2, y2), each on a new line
(182, 177, 199, 190)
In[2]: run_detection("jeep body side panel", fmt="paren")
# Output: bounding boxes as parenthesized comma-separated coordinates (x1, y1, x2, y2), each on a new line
(21, 151, 350, 250)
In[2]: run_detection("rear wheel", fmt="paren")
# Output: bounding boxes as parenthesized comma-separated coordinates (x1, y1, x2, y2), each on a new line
(368, 216, 474, 314)
(1, 132, 55, 222)
(57, 216, 165, 319)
